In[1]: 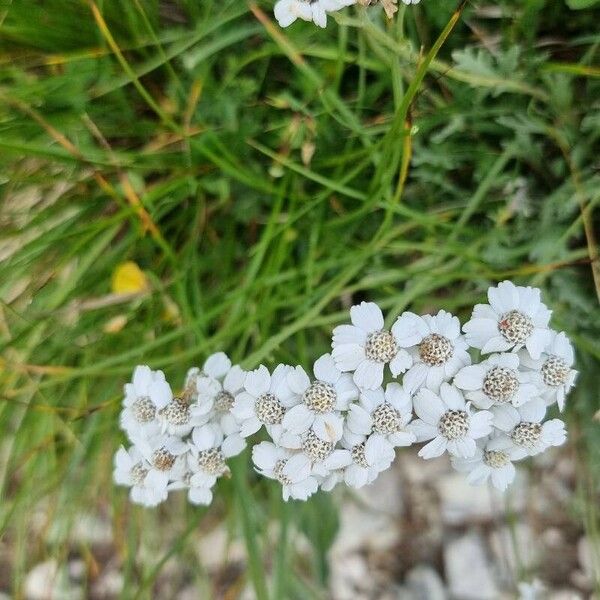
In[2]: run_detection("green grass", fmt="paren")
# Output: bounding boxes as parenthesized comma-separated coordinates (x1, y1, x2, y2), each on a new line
(1, 0, 600, 597)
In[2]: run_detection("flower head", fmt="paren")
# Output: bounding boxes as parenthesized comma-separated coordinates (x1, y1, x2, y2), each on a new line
(492, 399, 566, 457)
(451, 435, 523, 491)
(392, 310, 471, 392)
(463, 281, 551, 359)
(410, 383, 493, 459)
(519, 331, 577, 411)
(186, 353, 247, 455)
(453, 353, 541, 410)
(345, 382, 415, 449)
(319, 434, 395, 491)
(113, 445, 169, 507)
(232, 363, 300, 448)
(274, 0, 356, 28)
(252, 441, 318, 501)
(332, 302, 412, 390)
(281, 353, 358, 443)
(120, 365, 170, 439)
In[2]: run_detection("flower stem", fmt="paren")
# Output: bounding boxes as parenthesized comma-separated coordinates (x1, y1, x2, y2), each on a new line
(231, 456, 270, 600)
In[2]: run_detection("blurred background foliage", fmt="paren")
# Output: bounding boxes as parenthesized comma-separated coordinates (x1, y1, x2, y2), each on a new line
(0, 0, 599, 597)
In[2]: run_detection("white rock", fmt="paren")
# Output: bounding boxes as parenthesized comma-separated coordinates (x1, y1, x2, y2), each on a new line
(330, 501, 397, 558)
(548, 592, 584, 600)
(71, 514, 113, 546)
(436, 473, 495, 524)
(194, 525, 245, 571)
(25, 560, 84, 600)
(444, 532, 498, 600)
(577, 536, 600, 589)
(405, 564, 446, 600)
(354, 463, 404, 516)
(329, 552, 373, 600)
(91, 568, 124, 598)
(489, 524, 537, 581)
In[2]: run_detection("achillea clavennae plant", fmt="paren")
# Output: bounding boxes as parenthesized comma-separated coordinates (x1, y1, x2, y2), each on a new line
(114, 281, 575, 505)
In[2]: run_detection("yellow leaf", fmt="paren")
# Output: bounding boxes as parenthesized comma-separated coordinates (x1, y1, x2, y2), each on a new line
(111, 261, 148, 294)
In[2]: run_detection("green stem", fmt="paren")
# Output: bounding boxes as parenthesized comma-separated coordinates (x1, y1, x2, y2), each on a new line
(231, 456, 270, 600)
(273, 493, 291, 599)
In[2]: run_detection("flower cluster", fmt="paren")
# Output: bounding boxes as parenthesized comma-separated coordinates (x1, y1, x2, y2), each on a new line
(114, 281, 576, 505)
(273, 0, 420, 29)
(114, 353, 246, 506)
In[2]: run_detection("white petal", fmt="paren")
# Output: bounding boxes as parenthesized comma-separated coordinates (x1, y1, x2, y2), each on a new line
(203, 352, 231, 379)
(481, 335, 513, 354)
(403, 363, 428, 392)
(313, 413, 344, 443)
(240, 417, 262, 438)
(322, 449, 353, 470)
(252, 442, 278, 471)
(439, 383, 466, 411)
(518, 398, 546, 422)
(283, 454, 311, 482)
(389, 350, 412, 376)
(447, 437, 476, 458)
(223, 365, 246, 393)
(189, 486, 213, 506)
(350, 301, 384, 332)
(313, 353, 340, 384)
(287, 366, 310, 395)
(413, 389, 445, 425)
(244, 365, 271, 397)
(353, 360, 384, 390)
(468, 411, 493, 438)
(281, 404, 314, 434)
(453, 364, 486, 391)
(232, 393, 257, 419)
(391, 312, 428, 347)
(418, 436, 447, 459)
(332, 344, 366, 372)
(222, 434, 246, 457)
(490, 463, 515, 491)
(344, 464, 369, 488)
(408, 419, 438, 442)
(346, 404, 372, 435)
(525, 328, 550, 360)
(332, 324, 367, 345)
(364, 434, 394, 467)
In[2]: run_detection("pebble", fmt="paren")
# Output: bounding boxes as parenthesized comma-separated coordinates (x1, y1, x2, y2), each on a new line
(444, 532, 498, 600)
(404, 564, 446, 600)
(24, 560, 83, 600)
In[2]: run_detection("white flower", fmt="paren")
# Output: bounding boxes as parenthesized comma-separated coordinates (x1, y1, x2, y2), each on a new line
(319, 434, 395, 490)
(232, 364, 299, 446)
(463, 281, 551, 359)
(132, 433, 188, 481)
(300, 430, 353, 478)
(451, 435, 523, 491)
(186, 353, 247, 454)
(453, 353, 541, 410)
(252, 442, 318, 501)
(120, 365, 169, 439)
(332, 302, 412, 390)
(410, 383, 493, 459)
(281, 353, 358, 443)
(492, 399, 566, 457)
(274, 0, 356, 28)
(189, 422, 242, 470)
(167, 469, 215, 506)
(519, 331, 577, 411)
(345, 382, 416, 451)
(392, 310, 471, 392)
(113, 445, 169, 506)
